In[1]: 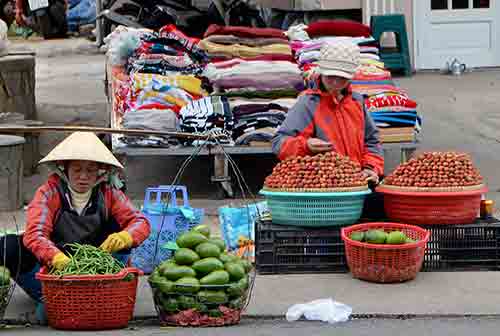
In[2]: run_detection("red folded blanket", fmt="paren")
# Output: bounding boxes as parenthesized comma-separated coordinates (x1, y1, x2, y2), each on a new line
(306, 20, 372, 38)
(204, 24, 286, 40)
(365, 95, 418, 110)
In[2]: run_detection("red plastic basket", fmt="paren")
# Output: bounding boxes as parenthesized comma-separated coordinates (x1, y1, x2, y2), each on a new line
(36, 267, 143, 330)
(341, 223, 430, 283)
(377, 186, 488, 225)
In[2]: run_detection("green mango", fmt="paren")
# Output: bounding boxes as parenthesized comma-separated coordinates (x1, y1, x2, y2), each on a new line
(386, 231, 407, 245)
(238, 259, 253, 274)
(225, 262, 245, 281)
(176, 232, 208, 249)
(192, 257, 224, 276)
(157, 278, 175, 294)
(195, 243, 221, 259)
(208, 238, 226, 252)
(174, 248, 200, 266)
(193, 225, 211, 238)
(160, 297, 178, 314)
(200, 270, 230, 286)
(197, 290, 228, 304)
(164, 265, 196, 281)
(350, 231, 365, 242)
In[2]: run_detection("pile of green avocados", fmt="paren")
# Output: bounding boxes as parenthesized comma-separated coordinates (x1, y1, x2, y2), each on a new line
(149, 225, 252, 317)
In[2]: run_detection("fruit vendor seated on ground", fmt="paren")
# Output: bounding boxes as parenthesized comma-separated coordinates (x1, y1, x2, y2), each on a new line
(0, 131, 151, 320)
(272, 41, 384, 218)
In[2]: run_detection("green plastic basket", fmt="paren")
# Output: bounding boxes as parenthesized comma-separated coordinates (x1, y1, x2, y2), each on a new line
(259, 189, 371, 227)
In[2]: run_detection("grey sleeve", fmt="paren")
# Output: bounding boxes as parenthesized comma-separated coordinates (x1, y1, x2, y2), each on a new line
(271, 94, 319, 156)
(363, 103, 384, 158)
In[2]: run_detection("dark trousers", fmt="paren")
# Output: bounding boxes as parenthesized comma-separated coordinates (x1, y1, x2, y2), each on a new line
(361, 184, 386, 221)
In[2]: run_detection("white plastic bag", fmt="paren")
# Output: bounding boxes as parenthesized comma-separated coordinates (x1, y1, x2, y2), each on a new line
(286, 298, 352, 324)
(0, 19, 9, 57)
(104, 26, 150, 66)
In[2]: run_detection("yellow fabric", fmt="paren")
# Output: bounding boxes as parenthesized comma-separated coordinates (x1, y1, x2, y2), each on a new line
(360, 59, 385, 69)
(52, 252, 71, 270)
(67, 185, 92, 215)
(100, 231, 133, 253)
(131, 73, 205, 96)
(199, 40, 292, 58)
(141, 91, 188, 107)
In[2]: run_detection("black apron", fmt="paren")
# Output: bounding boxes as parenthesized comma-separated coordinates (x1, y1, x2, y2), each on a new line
(51, 181, 121, 254)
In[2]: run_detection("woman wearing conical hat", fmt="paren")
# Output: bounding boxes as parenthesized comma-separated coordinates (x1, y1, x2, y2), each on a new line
(0, 132, 151, 321)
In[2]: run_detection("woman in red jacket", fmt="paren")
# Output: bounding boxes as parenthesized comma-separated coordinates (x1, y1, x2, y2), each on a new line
(0, 131, 150, 321)
(272, 41, 385, 216)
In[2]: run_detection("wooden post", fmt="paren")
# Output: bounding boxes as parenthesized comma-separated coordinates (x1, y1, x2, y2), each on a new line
(0, 135, 25, 211)
(0, 56, 36, 121)
(212, 154, 233, 198)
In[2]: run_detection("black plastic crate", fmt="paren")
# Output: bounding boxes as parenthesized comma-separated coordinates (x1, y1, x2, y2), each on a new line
(421, 221, 500, 271)
(255, 220, 348, 274)
(255, 218, 500, 274)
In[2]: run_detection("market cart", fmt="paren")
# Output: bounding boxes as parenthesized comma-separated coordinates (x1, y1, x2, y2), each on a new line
(105, 63, 419, 198)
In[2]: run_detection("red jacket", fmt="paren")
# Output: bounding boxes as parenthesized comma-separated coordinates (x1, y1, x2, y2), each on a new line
(272, 85, 384, 175)
(23, 175, 151, 266)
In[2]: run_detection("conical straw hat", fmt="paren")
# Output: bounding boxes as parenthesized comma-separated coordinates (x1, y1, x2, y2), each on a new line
(39, 132, 124, 169)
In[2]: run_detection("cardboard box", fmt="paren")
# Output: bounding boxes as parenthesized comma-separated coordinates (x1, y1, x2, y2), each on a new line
(256, 0, 362, 11)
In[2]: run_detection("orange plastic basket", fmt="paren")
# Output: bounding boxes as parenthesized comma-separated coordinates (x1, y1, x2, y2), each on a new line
(36, 267, 142, 330)
(377, 185, 488, 225)
(341, 223, 430, 283)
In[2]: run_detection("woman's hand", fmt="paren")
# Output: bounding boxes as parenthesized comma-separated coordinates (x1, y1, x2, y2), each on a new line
(15, 9, 26, 26)
(307, 138, 333, 154)
(100, 231, 133, 253)
(51, 252, 70, 270)
(362, 168, 379, 184)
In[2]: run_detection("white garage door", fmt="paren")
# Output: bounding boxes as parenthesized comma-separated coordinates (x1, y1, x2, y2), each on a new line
(416, 0, 499, 69)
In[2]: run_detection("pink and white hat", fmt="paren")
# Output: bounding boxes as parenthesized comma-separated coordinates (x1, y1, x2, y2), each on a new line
(316, 41, 361, 79)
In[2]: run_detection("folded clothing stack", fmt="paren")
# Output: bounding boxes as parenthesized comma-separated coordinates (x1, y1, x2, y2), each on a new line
(285, 20, 420, 143)
(123, 26, 208, 118)
(107, 25, 210, 147)
(231, 102, 289, 145)
(288, 20, 391, 84)
(179, 95, 233, 139)
(196, 24, 306, 146)
(351, 80, 421, 142)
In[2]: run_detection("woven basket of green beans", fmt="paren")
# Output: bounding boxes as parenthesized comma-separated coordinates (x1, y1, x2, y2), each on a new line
(50, 243, 125, 276)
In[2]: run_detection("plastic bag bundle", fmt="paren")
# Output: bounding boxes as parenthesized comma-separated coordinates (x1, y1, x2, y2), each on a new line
(104, 26, 150, 66)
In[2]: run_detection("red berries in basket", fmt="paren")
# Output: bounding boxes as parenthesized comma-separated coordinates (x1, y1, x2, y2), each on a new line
(264, 152, 367, 190)
(383, 151, 483, 188)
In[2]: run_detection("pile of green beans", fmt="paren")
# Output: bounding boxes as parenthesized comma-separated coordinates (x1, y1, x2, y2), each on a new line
(50, 243, 125, 276)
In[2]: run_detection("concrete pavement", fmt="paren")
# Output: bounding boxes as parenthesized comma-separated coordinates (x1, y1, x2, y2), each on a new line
(4, 271, 500, 325)
(5, 318, 500, 336)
